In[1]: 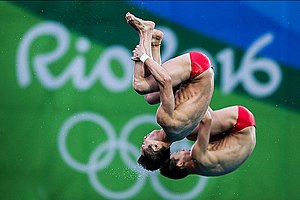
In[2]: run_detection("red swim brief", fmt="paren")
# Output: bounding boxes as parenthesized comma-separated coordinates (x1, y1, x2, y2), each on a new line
(189, 51, 212, 79)
(231, 106, 256, 132)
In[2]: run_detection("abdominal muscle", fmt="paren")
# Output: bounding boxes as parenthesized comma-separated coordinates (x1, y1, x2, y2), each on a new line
(199, 127, 256, 176)
(166, 70, 213, 142)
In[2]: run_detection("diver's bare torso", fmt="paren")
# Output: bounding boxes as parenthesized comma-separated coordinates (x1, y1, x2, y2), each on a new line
(157, 67, 214, 142)
(193, 126, 256, 176)
(126, 12, 214, 142)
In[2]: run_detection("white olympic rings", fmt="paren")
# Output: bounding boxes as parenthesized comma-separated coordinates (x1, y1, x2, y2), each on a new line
(58, 112, 208, 199)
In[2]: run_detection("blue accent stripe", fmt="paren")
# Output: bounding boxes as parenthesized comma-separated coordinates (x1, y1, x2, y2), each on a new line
(245, 2, 300, 36)
(128, 1, 300, 70)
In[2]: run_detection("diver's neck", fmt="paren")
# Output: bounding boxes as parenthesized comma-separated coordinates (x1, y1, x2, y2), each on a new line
(149, 129, 169, 143)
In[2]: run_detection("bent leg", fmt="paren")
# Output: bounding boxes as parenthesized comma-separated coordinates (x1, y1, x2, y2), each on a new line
(143, 29, 164, 104)
(151, 29, 163, 65)
(126, 12, 156, 93)
(126, 12, 154, 58)
(126, 13, 191, 93)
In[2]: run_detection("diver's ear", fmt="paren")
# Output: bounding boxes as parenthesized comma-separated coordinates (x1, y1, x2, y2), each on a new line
(177, 161, 184, 167)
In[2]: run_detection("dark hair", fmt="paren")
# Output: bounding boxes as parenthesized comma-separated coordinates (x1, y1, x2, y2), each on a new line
(137, 145, 170, 171)
(160, 158, 189, 179)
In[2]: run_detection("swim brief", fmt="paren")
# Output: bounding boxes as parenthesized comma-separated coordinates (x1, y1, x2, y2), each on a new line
(231, 106, 256, 132)
(189, 51, 212, 79)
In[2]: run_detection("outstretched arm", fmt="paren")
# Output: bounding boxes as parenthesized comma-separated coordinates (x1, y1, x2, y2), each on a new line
(186, 107, 213, 141)
(191, 110, 212, 159)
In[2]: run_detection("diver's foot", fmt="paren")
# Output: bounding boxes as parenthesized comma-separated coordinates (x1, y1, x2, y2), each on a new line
(125, 12, 155, 33)
(152, 29, 164, 46)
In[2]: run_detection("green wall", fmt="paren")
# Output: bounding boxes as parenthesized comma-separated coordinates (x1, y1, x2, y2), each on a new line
(0, 1, 299, 200)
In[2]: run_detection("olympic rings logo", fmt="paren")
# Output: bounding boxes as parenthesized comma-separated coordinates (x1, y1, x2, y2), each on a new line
(58, 112, 208, 199)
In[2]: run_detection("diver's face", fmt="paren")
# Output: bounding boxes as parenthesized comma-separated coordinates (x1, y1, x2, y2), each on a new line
(141, 130, 170, 155)
(140, 139, 167, 155)
(143, 130, 159, 141)
(170, 149, 191, 162)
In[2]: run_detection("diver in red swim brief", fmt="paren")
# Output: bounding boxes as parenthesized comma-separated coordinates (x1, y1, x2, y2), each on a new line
(126, 12, 214, 171)
(160, 105, 257, 179)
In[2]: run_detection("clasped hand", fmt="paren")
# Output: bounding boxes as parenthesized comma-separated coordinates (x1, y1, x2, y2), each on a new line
(131, 44, 146, 61)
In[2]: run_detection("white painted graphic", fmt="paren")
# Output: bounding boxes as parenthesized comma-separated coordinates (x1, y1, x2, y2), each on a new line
(58, 112, 208, 199)
(17, 22, 132, 92)
(17, 22, 282, 98)
(217, 33, 281, 97)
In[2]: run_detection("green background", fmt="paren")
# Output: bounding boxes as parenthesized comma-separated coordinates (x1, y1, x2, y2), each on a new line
(0, 1, 299, 200)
